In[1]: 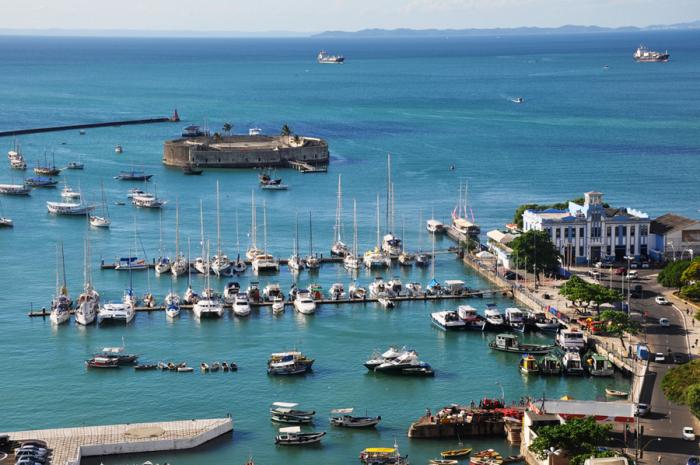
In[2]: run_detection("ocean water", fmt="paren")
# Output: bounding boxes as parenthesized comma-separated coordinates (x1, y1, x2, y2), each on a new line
(0, 31, 699, 464)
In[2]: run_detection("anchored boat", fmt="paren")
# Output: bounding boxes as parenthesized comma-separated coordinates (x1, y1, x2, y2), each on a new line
(329, 408, 381, 428)
(270, 402, 316, 424)
(488, 334, 553, 355)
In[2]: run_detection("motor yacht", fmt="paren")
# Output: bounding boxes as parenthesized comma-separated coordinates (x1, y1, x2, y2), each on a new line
(426, 219, 445, 234)
(381, 233, 402, 258)
(415, 252, 431, 267)
(364, 346, 404, 370)
(263, 283, 283, 301)
(457, 305, 486, 330)
(387, 277, 403, 297)
(374, 350, 434, 376)
(131, 192, 165, 208)
(364, 247, 390, 268)
(505, 307, 525, 332)
(431, 310, 467, 331)
(329, 283, 345, 300)
(223, 282, 240, 304)
(348, 282, 367, 300)
(61, 186, 81, 200)
(252, 253, 279, 273)
(233, 293, 251, 317)
(369, 277, 391, 298)
(272, 296, 285, 314)
(484, 304, 506, 330)
(294, 289, 316, 314)
(98, 290, 135, 325)
(405, 282, 423, 297)
(246, 281, 261, 302)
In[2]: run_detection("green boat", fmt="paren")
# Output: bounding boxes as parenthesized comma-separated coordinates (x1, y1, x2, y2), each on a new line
(488, 334, 554, 355)
(539, 353, 562, 375)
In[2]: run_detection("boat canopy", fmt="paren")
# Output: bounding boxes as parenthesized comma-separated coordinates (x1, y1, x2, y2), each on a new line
(272, 402, 298, 408)
(330, 408, 353, 414)
(101, 347, 124, 354)
(279, 426, 301, 433)
(363, 448, 396, 454)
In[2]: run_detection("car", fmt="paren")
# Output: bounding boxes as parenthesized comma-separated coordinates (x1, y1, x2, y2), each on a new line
(686, 456, 699, 465)
(641, 261, 651, 269)
(614, 267, 627, 276)
(674, 352, 690, 364)
(625, 271, 638, 279)
(636, 403, 650, 416)
(594, 261, 604, 269)
(654, 353, 666, 363)
(655, 296, 670, 305)
(683, 427, 696, 441)
(659, 317, 671, 327)
(630, 261, 639, 269)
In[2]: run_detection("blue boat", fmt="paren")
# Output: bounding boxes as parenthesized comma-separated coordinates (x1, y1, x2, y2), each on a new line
(24, 176, 58, 188)
(114, 171, 153, 181)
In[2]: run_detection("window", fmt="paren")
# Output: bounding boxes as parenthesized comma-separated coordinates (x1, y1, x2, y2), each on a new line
(592, 226, 601, 238)
(630, 227, 635, 237)
(607, 226, 612, 237)
(606, 246, 611, 255)
(641, 225, 648, 236)
(579, 227, 585, 237)
(579, 246, 584, 256)
(556, 229, 561, 239)
(630, 244, 635, 254)
(622, 226, 627, 236)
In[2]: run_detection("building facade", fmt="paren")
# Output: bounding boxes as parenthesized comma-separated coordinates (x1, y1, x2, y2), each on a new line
(650, 213, 700, 262)
(522, 192, 651, 265)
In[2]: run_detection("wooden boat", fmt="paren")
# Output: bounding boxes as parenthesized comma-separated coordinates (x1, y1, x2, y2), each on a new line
(431, 460, 458, 465)
(201, 362, 210, 372)
(24, 176, 58, 188)
(441, 447, 473, 459)
(270, 402, 315, 424)
(134, 364, 158, 371)
(360, 447, 409, 464)
(519, 355, 539, 375)
(274, 426, 325, 445)
(182, 164, 203, 175)
(540, 353, 562, 375)
(86, 356, 119, 369)
(605, 387, 629, 398)
(488, 334, 553, 355)
(471, 449, 503, 465)
(329, 408, 381, 428)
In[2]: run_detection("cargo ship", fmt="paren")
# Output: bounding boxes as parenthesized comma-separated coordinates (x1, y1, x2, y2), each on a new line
(317, 50, 344, 64)
(633, 45, 669, 62)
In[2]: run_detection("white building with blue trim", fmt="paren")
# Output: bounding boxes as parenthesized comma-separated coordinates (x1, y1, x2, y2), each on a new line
(522, 192, 651, 265)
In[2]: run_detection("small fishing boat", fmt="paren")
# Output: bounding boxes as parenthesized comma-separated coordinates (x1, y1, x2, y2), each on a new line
(431, 460, 458, 465)
(115, 145, 123, 153)
(329, 408, 381, 428)
(511, 97, 524, 104)
(0, 183, 31, 195)
(274, 426, 325, 446)
(177, 364, 194, 372)
(441, 448, 473, 459)
(488, 334, 553, 355)
(586, 353, 615, 377)
(562, 350, 585, 376)
(182, 164, 203, 175)
(24, 176, 58, 188)
(605, 387, 629, 398)
(470, 449, 504, 465)
(114, 170, 152, 181)
(61, 185, 81, 200)
(519, 354, 539, 374)
(200, 362, 210, 372)
(0, 216, 13, 227)
(360, 447, 409, 464)
(270, 402, 316, 424)
(539, 353, 562, 375)
(66, 161, 84, 170)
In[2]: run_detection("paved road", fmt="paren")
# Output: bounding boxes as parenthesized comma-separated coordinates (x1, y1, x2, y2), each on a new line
(599, 269, 699, 463)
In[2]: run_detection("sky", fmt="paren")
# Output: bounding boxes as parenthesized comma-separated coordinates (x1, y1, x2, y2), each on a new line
(0, 0, 697, 34)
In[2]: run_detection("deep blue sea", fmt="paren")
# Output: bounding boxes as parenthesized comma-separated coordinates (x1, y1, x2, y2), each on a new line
(0, 31, 699, 465)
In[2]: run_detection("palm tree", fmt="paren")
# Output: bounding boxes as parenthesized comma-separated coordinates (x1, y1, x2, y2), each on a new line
(223, 122, 232, 136)
(280, 124, 292, 137)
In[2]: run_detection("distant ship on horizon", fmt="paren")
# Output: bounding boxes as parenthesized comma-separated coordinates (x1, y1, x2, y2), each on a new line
(317, 50, 345, 64)
(633, 45, 669, 62)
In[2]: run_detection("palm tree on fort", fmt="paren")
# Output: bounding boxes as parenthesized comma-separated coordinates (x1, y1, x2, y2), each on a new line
(222, 122, 232, 136)
(280, 124, 292, 137)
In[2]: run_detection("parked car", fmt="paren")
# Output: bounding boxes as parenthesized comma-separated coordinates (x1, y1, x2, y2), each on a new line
(641, 261, 651, 269)
(655, 296, 670, 305)
(625, 271, 638, 279)
(673, 352, 690, 364)
(654, 353, 666, 363)
(636, 403, 650, 416)
(659, 317, 671, 327)
(683, 427, 696, 441)
(614, 267, 626, 276)
(686, 456, 699, 465)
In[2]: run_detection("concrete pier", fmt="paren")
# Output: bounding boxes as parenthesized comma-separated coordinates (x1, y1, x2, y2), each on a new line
(0, 113, 179, 138)
(1, 417, 232, 465)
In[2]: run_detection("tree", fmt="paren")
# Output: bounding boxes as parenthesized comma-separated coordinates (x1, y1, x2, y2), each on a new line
(222, 122, 232, 135)
(559, 275, 623, 312)
(599, 309, 639, 335)
(657, 259, 692, 288)
(661, 360, 700, 419)
(213, 132, 222, 142)
(510, 230, 561, 284)
(687, 384, 700, 418)
(681, 282, 700, 301)
(280, 124, 292, 136)
(681, 259, 700, 285)
(529, 417, 614, 465)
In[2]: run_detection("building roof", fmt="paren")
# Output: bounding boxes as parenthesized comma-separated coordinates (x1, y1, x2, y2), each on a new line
(529, 399, 635, 422)
(486, 229, 518, 245)
(651, 213, 700, 235)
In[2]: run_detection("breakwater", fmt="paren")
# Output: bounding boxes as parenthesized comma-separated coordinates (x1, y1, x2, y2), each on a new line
(0, 112, 179, 137)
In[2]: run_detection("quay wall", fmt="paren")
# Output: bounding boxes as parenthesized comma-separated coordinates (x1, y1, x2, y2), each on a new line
(162, 135, 329, 168)
(70, 418, 233, 465)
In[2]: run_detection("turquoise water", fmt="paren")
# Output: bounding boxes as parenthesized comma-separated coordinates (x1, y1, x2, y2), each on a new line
(1, 31, 699, 464)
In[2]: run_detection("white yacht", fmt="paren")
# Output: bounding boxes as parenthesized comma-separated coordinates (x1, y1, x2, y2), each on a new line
(331, 175, 350, 257)
(98, 290, 135, 325)
(431, 310, 467, 331)
(457, 305, 486, 330)
(288, 213, 304, 272)
(46, 200, 95, 216)
(263, 283, 283, 301)
(348, 282, 367, 300)
(253, 253, 280, 273)
(369, 277, 391, 298)
(329, 283, 345, 300)
(75, 239, 99, 325)
(294, 289, 316, 315)
(165, 292, 180, 318)
(223, 282, 240, 304)
(426, 219, 445, 234)
(484, 304, 505, 329)
(363, 247, 391, 269)
(405, 282, 423, 297)
(247, 190, 263, 260)
(272, 296, 285, 314)
(183, 285, 198, 305)
(211, 180, 232, 276)
(344, 200, 361, 270)
(131, 191, 165, 208)
(556, 329, 587, 352)
(50, 242, 71, 325)
(233, 293, 251, 317)
(193, 292, 224, 318)
(505, 307, 525, 332)
(381, 233, 402, 258)
(387, 277, 403, 297)
(61, 185, 81, 200)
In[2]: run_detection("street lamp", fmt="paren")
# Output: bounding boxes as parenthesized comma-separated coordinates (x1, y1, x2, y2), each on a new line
(669, 241, 676, 261)
(638, 437, 661, 459)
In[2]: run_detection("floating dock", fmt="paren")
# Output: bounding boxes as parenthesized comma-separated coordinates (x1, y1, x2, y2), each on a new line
(0, 112, 179, 138)
(27, 288, 511, 317)
(0, 417, 232, 465)
(288, 160, 328, 173)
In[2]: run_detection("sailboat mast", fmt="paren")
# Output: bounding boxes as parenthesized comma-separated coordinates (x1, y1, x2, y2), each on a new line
(376, 194, 380, 248)
(294, 213, 299, 256)
(175, 200, 180, 258)
(308, 211, 313, 256)
(60, 241, 67, 291)
(55, 243, 60, 295)
(431, 227, 436, 280)
(334, 174, 343, 243)
(263, 200, 268, 254)
(187, 237, 191, 285)
(158, 209, 164, 258)
(216, 180, 222, 257)
(386, 154, 391, 233)
(199, 199, 205, 260)
(353, 199, 358, 256)
(251, 190, 257, 249)
(235, 208, 241, 255)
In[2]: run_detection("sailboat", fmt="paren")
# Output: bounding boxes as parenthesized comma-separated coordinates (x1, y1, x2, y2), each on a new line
(165, 281, 180, 318)
(75, 238, 99, 325)
(50, 242, 71, 325)
(193, 240, 224, 318)
(343, 200, 361, 270)
(183, 237, 199, 304)
(415, 208, 430, 268)
(194, 200, 208, 274)
(305, 211, 320, 269)
(381, 154, 402, 258)
(330, 175, 349, 257)
(114, 218, 148, 271)
(89, 182, 111, 228)
(288, 213, 304, 271)
(252, 200, 279, 272)
(155, 210, 171, 275)
(363, 195, 391, 269)
(34, 151, 60, 176)
(0, 199, 13, 227)
(246, 190, 263, 260)
(170, 200, 188, 277)
(230, 208, 247, 273)
(398, 217, 414, 266)
(211, 180, 232, 276)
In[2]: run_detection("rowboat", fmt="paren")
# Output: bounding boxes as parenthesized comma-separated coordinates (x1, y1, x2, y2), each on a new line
(605, 387, 629, 397)
(441, 447, 472, 459)
(471, 449, 503, 465)
(431, 460, 459, 465)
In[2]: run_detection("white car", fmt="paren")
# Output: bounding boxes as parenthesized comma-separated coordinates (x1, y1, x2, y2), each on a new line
(636, 403, 650, 416)
(626, 271, 638, 279)
(659, 318, 671, 327)
(683, 427, 696, 441)
(655, 296, 670, 305)
(654, 353, 666, 363)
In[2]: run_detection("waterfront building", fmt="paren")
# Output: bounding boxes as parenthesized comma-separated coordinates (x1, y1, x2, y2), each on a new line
(486, 229, 520, 269)
(522, 192, 651, 264)
(650, 213, 700, 262)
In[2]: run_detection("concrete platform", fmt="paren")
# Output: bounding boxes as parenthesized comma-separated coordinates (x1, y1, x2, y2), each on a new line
(1, 417, 232, 465)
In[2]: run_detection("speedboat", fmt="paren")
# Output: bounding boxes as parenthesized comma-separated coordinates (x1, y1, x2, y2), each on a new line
(165, 292, 180, 318)
(378, 296, 394, 309)
(405, 282, 423, 297)
(294, 289, 316, 315)
(348, 282, 367, 300)
(427, 219, 445, 234)
(374, 350, 434, 377)
(115, 145, 123, 154)
(233, 293, 251, 317)
(272, 296, 285, 314)
(263, 283, 283, 301)
(431, 310, 467, 331)
(387, 277, 403, 297)
(329, 283, 345, 301)
(67, 161, 84, 170)
(369, 276, 390, 298)
(457, 305, 486, 330)
(505, 307, 525, 332)
(270, 402, 315, 424)
(511, 97, 524, 104)
(381, 233, 402, 258)
(223, 282, 240, 304)
(483, 304, 505, 330)
(61, 186, 81, 200)
(329, 408, 381, 428)
(274, 426, 325, 445)
(415, 252, 431, 267)
(364, 346, 404, 370)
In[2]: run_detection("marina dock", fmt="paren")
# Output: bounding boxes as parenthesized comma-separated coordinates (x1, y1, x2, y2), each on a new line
(26, 287, 511, 317)
(0, 113, 179, 138)
(0, 417, 232, 465)
(287, 160, 328, 173)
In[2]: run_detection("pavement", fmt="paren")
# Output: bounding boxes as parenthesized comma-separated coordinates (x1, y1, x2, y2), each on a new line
(517, 265, 700, 464)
